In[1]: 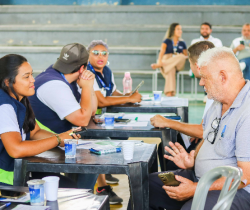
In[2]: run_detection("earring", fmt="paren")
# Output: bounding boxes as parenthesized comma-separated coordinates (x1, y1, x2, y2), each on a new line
(107, 61, 110, 66)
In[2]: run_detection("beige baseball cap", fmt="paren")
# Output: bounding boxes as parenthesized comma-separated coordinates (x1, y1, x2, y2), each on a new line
(53, 43, 89, 74)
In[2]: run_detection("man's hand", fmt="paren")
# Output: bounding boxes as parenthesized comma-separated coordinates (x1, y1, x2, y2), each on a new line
(128, 92, 142, 103)
(150, 115, 170, 128)
(163, 175, 197, 201)
(77, 70, 95, 88)
(164, 142, 195, 169)
(236, 44, 245, 52)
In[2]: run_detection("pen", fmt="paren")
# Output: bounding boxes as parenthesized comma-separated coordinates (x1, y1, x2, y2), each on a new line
(221, 125, 227, 137)
(77, 143, 91, 146)
(0, 202, 11, 210)
(135, 117, 138, 122)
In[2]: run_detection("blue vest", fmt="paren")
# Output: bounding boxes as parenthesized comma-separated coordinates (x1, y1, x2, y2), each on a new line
(87, 65, 114, 96)
(0, 89, 30, 174)
(29, 65, 81, 133)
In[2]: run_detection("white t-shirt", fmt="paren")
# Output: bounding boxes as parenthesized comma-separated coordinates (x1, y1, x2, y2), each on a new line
(230, 36, 250, 60)
(0, 104, 26, 141)
(191, 35, 223, 47)
(93, 73, 117, 97)
(37, 80, 81, 120)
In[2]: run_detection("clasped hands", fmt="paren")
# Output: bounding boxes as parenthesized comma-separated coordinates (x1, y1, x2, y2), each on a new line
(162, 142, 197, 201)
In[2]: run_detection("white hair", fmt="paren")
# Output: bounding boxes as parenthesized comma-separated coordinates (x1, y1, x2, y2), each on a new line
(197, 47, 238, 68)
(87, 40, 109, 52)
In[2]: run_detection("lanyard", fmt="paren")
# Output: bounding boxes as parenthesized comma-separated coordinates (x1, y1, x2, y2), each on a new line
(172, 40, 179, 53)
(88, 62, 111, 91)
(60, 72, 70, 85)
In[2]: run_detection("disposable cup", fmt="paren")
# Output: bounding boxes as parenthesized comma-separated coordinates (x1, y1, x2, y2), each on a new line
(122, 142, 135, 160)
(105, 115, 115, 129)
(64, 139, 77, 158)
(42, 176, 60, 201)
(153, 91, 162, 104)
(27, 179, 45, 206)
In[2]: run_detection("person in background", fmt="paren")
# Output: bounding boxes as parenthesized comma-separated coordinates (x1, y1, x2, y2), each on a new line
(0, 54, 77, 187)
(230, 23, 250, 80)
(151, 23, 188, 96)
(190, 22, 223, 103)
(87, 40, 141, 204)
(191, 22, 223, 47)
(29, 43, 99, 190)
(151, 41, 215, 171)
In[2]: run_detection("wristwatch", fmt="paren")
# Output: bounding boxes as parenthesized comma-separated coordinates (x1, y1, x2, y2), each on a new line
(55, 134, 61, 147)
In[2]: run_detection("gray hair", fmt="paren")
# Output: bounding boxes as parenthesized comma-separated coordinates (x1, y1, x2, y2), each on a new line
(87, 40, 109, 52)
(197, 47, 238, 68)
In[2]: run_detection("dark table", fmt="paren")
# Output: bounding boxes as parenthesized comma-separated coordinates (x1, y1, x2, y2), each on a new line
(83, 120, 177, 170)
(106, 97, 189, 123)
(14, 142, 158, 210)
(0, 186, 109, 210)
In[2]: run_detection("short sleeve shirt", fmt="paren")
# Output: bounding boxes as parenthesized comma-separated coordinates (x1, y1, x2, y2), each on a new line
(0, 104, 26, 141)
(163, 39, 187, 54)
(195, 80, 250, 193)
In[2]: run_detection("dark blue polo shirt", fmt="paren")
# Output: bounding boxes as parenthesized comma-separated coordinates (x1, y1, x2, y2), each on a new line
(163, 38, 187, 54)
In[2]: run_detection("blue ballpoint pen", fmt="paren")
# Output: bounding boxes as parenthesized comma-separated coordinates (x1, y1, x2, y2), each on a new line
(0, 202, 11, 210)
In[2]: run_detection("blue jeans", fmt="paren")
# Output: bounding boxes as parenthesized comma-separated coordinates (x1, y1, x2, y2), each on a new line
(77, 174, 99, 190)
(240, 57, 250, 80)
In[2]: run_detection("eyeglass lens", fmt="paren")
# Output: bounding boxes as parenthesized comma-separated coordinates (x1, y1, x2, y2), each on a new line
(92, 50, 108, 56)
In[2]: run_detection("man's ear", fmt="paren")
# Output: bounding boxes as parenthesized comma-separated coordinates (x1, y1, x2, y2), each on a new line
(79, 65, 86, 74)
(220, 70, 227, 84)
(195, 63, 200, 74)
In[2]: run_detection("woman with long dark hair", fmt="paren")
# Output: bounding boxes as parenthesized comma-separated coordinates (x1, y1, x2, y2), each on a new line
(0, 54, 77, 186)
(151, 23, 188, 96)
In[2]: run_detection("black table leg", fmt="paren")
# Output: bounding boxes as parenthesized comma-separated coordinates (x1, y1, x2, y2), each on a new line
(13, 159, 28, 186)
(177, 106, 189, 123)
(128, 162, 149, 210)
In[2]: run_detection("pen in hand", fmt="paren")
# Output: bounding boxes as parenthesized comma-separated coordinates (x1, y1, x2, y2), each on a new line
(0, 202, 11, 210)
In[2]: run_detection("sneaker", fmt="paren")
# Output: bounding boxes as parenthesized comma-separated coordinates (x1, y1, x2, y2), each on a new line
(96, 185, 123, 204)
(105, 174, 119, 184)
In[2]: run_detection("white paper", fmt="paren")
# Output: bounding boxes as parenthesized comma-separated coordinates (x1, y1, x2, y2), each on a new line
(13, 205, 50, 210)
(101, 121, 148, 127)
(77, 140, 120, 149)
(180, 133, 191, 148)
(100, 113, 125, 119)
(0, 193, 30, 203)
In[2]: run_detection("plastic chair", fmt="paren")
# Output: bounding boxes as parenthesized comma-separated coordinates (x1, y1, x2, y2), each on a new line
(191, 166, 243, 210)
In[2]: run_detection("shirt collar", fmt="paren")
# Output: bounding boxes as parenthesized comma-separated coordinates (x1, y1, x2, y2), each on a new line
(230, 80, 250, 109)
(199, 35, 213, 41)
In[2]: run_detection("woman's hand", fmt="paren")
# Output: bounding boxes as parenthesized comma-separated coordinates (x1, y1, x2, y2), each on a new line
(150, 115, 169, 128)
(58, 127, 82, 147)
(164, 142, 195, 169)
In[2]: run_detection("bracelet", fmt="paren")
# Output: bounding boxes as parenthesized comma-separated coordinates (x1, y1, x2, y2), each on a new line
(55, 134, 61, 147)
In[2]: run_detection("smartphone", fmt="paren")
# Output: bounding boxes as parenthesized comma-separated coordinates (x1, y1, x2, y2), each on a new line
(164, 116, 181, 120)
(240, 40, 245, 45)
(0, 190, 26, 199)
(158, 172, 180, 186)
(131, 80, 144, 95)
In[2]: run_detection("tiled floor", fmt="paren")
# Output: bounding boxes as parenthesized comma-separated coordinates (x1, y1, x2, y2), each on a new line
(95, 93, 206, 210)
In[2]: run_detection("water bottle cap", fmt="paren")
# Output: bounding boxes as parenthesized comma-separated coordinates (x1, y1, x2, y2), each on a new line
(125, 72, 131, 78)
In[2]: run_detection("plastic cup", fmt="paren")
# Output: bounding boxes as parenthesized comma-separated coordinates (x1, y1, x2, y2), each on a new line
(122, 142, 135, 160)
(27, 179, 45, 206)
(42, 176, 60, 201)
(153, 91, 162, 104)
(64, 139, 77, 158)
(105, 115, 115, 129)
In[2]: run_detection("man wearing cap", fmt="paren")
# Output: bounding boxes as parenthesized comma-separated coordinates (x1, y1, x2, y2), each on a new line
(29, 43, 98, 189)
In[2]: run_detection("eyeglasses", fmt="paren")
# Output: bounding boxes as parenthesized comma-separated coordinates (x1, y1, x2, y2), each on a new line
(206, 117, 221, 144)
(91, 50, 109, 57)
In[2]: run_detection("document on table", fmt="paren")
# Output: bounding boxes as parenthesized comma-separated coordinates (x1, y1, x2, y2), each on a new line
(101, 121, 148, 127)
(0, 193, 30, 203)
(77, 140, 120, 149)
(13, 205, 50, 210)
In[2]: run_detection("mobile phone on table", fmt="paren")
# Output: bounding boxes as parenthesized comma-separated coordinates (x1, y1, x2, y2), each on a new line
(164, 116, 181, 120)
(131, 80, 144, 95)
(158, 172, 180, 186)
(240, 40, 245, 45)
(115, 118, 131, 123)
(0, 190, 26, 199)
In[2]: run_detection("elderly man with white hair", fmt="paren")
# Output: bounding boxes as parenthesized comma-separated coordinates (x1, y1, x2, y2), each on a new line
(147, 47, 250, 210)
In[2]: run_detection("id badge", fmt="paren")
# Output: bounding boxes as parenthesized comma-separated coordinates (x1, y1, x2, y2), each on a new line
(101, 88, 107, 97)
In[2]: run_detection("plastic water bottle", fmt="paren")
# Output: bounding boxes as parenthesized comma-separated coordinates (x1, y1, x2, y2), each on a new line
(123, 72, 132, 95)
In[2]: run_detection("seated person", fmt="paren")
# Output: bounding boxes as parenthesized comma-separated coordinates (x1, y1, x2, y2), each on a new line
(87, 40, 142, 107)
(87, 40, 141, 204)
(151, 41, 215, 171)
(230, 23, 250, 80)
(29, 43, 99, 190)
(0, 54, 77, 187)
(151, 23, 188, 96)
(147, 47, 250, 210)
